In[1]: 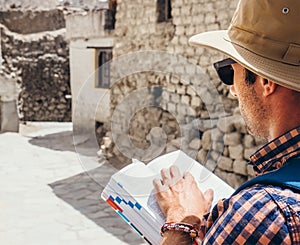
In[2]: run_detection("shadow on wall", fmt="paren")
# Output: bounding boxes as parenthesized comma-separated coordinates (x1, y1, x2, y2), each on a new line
(49, 163, 145, 245)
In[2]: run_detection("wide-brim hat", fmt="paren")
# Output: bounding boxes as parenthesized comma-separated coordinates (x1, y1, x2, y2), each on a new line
(189, 0, 300, 92)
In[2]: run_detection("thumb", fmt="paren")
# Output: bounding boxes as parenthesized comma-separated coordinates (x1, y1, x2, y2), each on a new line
(204, 188, 214, 204)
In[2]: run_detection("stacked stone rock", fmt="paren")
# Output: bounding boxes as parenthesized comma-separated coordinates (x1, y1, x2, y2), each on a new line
(113, 0, 175, 55)
(0, 9, 65, 34)
(109, 0, 240, 132)
(1, 9, 71, 122)
(164, 115, 266, 189)
(107, 71, 179, 166)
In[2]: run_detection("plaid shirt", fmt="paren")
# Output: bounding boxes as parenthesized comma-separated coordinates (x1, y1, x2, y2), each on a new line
(202, 126, 300, 244)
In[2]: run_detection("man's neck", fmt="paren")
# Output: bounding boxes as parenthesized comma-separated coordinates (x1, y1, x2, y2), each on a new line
(267, 91, 300, 141)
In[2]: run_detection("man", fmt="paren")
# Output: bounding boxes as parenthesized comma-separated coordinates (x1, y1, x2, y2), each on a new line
(153, 0, 300, 244)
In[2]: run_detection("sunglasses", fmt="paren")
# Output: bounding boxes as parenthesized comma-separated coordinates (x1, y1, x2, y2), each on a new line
(213, 58, 237, 85)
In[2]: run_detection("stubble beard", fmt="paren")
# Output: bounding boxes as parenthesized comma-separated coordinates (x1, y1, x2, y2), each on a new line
(239, 91, 269, 140)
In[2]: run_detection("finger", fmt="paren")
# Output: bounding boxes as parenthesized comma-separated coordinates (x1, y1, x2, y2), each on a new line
(169, 165, 181, 181)
(161, 168, 171, 183)
(183, 172, 195, 182)
(204, 188, 214, 204)
(153, 178, 164, 192)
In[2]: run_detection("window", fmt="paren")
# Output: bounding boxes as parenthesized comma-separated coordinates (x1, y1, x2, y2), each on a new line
(96, 48, 112, 88)
(157, 0, 172, 23)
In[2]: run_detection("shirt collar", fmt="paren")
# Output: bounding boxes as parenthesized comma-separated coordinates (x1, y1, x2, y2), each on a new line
(250, 126, 300, 175)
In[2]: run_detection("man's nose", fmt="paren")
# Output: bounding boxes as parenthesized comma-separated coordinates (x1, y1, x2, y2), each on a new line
(230, 85, 237, 97)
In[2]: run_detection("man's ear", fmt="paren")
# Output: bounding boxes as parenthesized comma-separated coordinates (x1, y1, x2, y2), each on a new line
(259, 78, 277, 97)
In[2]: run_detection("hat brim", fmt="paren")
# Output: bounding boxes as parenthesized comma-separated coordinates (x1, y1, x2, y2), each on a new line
(189, 30, 300, 92)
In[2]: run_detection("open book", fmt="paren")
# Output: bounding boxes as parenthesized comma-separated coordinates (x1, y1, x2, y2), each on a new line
(101, 150, 235, 245)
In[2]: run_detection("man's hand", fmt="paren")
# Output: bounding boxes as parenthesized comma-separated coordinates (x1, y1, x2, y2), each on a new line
(153, 165, 214, 222)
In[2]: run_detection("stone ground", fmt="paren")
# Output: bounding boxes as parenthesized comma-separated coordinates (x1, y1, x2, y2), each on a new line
(0, 122, 146, 245)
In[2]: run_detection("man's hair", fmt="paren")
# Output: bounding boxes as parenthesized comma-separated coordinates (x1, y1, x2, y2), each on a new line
(245, 69, 257, 84)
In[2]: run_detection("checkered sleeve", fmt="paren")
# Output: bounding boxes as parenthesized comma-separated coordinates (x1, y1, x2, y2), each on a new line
(202, 185, 291, 244)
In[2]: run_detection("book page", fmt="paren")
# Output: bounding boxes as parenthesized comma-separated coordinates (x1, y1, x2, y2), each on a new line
(147, 189, 165, 222)
(119, 159, 155, 177)
(112, 160, 158, 197)
(147, 150, 196, 174)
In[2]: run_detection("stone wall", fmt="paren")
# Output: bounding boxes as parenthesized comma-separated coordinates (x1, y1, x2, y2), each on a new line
(0, 9, 71, 122)
(0, 9, 65, 34)
(113, 0, 175, 54)
(100, 0, 267, 188)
